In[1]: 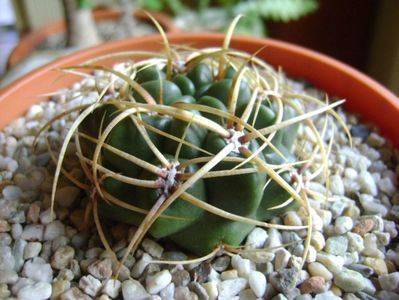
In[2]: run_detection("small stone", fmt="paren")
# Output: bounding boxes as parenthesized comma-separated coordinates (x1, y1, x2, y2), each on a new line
(325, 236, 348, 256)
(358, 172, 378, 196)
(17, 281, 52, 300)
(314, 291, 342, 300)
(202, 281, 218, 300)
(55, 186, 81, 208)
(248, 271, 266, 298)
(300, 276, 325, 294)
(307, 262, 333, 281)
(24, 242, 42, 259)
(142, 238, 164, 258)
(174, 286, 196, 300)
(265, 228, 282, 251)
(218, 278, 247, 299)
(21, 224, 44, 241)
(52, 279, 71, 298)
(335, 216, 353, 234)
(375, 290, 399, 300)
(245, 227, 268, 249)
(0, 283, 11, 298)
(13, 238, 27, 271)
(283, 211, 303, 226)
(39, 209, 55, 225)
(172, 269, 191, 287)
(0, 270, 18, 284)
(311, 231, 325, 251)
(334, 269, 366, 293)
(60, 287, 92, 300)
(220, 269, 238, 280)
(0, 233, 11, 247)
(0, 246, 15, 271)
(79, 274, 102, 297)
(188, 281, 208, 300)
(160, 283, 175, 300)
(353, 219, 374, 236)
(378, 272, 399, 292)
(212, 256, 230, 272)
(0, 220, 10, 232)
(131, 253, 152, 278)
(44, 220, 66, 241)
(362, 234, 384, 259)
(102, 279, 121, 298)
(364, 257, 388, 275)
(146, 270, 172, 294)
(274, 248, 291, 271)
(347, 232, 365, 253)
(122, 279, 150, 300)
(269, 268, 299, 293)
(316, 252, 344, 274)
(88, 258, 113, 279)
(27, 203, 40, 223)
(51, 245, 75, 270)
(2, 185, 22, 201)
(11, 223, 22, 239)
(22, 257, 53, 283)
(330, 174, 345, 196)
(380, 182, 396, 203)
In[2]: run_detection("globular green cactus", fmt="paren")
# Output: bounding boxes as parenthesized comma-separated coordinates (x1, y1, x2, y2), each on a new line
(48, 19, 345, 262)
(77, 59, 301, 255)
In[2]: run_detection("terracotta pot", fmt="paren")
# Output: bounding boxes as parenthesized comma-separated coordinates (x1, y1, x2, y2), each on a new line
(1, 33, 398, 148)
(7, 8, 180, 68)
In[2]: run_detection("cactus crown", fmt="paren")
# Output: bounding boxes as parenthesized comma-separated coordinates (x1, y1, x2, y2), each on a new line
(38, 16, 350, 275)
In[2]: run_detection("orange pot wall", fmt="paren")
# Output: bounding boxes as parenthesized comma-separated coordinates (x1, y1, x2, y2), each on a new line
(1, 33, 398, 147)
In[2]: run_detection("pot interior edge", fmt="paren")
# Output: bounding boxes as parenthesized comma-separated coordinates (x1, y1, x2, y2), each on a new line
(1, 33, 398, 147)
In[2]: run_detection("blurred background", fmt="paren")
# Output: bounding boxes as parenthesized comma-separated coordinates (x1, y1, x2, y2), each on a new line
(0, 0, 398, 95)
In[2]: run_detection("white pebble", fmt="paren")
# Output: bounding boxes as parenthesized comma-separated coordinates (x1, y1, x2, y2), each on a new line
(22, 257, 53, 283)
(344, 168, 358, 180)
(248, 271, 266, 298)
(358, 171, 378, 196)
(131, 253, 152, 278)
(21, 224, 44, 241)
(245, 227, 268, 249)
(122, 279, 150, 300)
(2, 185, 22, 201)
(378, 177, 396, 196)
(23, 242, 42, 259)
(146, 270, 172, 294)
(39, 209, 55, 225)
(334, 216, 353, 234)
(218, 278, 247, 299)
(17, 281, 52, 300)
(330, 174, 345, 196)
(316, 252, 344, 274)
(79, 275, 102, 297)
(274, 248, 291, 271)
(102, 279, 121, 298)
(142, 238, 164, 258)
(44, 220, 66, 241)
(308, 262, 333, 281)
(159, 283, 175, 300)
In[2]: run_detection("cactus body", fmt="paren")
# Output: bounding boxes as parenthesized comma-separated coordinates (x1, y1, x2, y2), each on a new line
(79, 57, 299, 255)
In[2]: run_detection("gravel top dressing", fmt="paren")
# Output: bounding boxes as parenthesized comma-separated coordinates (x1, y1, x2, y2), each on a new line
(1, 31, 399, 300)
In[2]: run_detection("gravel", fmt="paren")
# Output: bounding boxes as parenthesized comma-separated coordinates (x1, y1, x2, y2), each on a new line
(1, 62, 399, 300)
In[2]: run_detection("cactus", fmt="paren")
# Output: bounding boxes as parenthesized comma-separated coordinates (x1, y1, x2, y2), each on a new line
(43, 17, 348, 271)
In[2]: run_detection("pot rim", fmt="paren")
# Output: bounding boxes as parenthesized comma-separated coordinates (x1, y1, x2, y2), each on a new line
(1, 32, 398, 146)
(7, 8, 180, 68)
